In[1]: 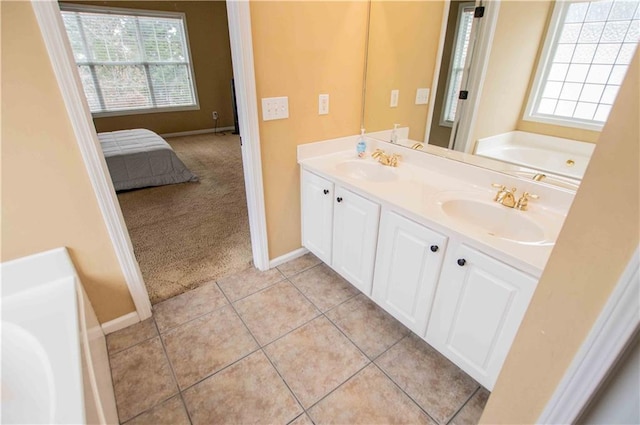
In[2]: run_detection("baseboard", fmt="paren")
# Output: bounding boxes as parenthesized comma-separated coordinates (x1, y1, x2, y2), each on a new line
(269, 247, 309, 269)
(101, 311, 141, 335)
(160, 127, 236, 138)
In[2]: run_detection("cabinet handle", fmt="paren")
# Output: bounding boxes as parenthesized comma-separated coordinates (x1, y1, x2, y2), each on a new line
(323, 189, 329, 195)
(457, 258, 466, 267)
(430, 245, 439, 253)
(336, 197, 343, 203)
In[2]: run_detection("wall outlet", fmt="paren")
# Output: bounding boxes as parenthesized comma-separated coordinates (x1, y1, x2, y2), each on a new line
(415, 88, 430, 105)
(318, 94, 329, 115)
(212, 111, 219, 120)
(390, 89, 399, 108)
(261, 96, 289, 121)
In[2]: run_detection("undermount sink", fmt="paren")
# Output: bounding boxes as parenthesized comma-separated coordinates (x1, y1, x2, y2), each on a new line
(440, 198, 547, 243)
(335, 160, 399, 182)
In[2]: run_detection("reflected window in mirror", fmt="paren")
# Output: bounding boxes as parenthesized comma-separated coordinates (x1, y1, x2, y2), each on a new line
(525, 0, 640, 131)
(441, 2, 476, 127)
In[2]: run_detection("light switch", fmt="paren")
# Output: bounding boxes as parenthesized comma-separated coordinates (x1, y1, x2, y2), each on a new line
(415, 88, 430, 105)
(261, 96, 289, 121)
(390, 89, 399, 107)
(319, 94, 329, 115)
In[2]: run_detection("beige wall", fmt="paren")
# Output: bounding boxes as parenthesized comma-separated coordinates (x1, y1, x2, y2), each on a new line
(67, 0, 234, 135)
(1, 1, 136, 323)
(471, 1, 552, 148)
(363, 1, 445, 141)
(481, 51, 639, 423)
(251, 1, 368, 259)
(429, 0, 463, 148)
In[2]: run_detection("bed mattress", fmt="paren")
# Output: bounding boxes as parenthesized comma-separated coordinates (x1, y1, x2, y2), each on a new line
(98, 129, 198, 191)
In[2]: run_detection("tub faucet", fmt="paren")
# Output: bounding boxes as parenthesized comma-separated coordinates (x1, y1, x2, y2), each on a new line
(411, 142, 424, 150)
(533, 173, 546, 182)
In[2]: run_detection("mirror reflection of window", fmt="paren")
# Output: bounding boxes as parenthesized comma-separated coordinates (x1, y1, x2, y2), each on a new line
(526, 0, 640, 130)
(442, 3, 476, 127)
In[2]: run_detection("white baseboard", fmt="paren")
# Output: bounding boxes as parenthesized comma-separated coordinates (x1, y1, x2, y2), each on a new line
(269, 247, 309, 269)
(160, 127, 236, 138)
(101, 311, 140, 335)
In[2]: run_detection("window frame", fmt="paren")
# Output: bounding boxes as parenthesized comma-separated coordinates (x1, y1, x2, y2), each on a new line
(523, 0, 635, 131)
(440, 2, 476, 128)
(59, 3, 200, 118)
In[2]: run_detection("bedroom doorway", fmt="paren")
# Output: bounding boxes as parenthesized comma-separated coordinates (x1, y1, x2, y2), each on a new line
(33, 0, 269, 321)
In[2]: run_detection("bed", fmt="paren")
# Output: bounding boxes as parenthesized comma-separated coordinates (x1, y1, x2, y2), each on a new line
(98, 129, 198, 191)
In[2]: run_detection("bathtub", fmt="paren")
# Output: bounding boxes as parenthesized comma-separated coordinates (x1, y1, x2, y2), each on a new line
(475, 131, 595, 180)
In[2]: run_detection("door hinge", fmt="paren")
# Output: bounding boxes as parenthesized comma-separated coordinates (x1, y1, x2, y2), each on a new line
(239, 136, 243, 146)
(459, 90, 469, 100)
(474, 6, 485, 17)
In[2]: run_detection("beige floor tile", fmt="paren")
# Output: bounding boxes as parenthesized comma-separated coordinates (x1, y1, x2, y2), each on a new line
(289, 264, 359, 312)
(326, 294, 409, 358)
(217, 266, 285, 302)
(154, 281, 228, 332)
(289, 413, 315, 425)
(450, 388, 490, 425)
(234, 281, 320, 345)
(162, 305, 258, 389)
(110, 337, 178, 422)
(106, 318, 158, 354)
(264, 316, 369, 408)
(308, 364, 435, 425)
(277, 253, 322, 277)
(183, 350, 302, 425)
(124, 395, 190, 425)
(376, 334, 479, 424)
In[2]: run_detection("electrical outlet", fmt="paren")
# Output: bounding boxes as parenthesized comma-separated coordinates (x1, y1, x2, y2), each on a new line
(319, 94, 329, 115)
(212, 111, 219, 120)
(415, 88, 430, 105)
(390, 89, 399, 108)
(261, 96, 289, 121)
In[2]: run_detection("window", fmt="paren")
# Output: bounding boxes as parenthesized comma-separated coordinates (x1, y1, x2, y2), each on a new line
(441, 3, 476, 127)
(525, 0, 639, 130)
(60, 4, 198, 116)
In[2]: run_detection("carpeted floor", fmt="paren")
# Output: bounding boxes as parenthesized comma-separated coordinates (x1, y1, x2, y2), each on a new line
(117, 132, 253, 304)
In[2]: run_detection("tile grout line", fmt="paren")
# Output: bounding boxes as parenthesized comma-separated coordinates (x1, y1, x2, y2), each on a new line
(218, 281, 308, 420)
(445, 385, 483, 425)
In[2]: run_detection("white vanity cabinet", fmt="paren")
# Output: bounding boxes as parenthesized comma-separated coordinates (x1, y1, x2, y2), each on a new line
(426, 243, 537, 389)
(372, 210, 447, 337)
(301, 170, 380, 295)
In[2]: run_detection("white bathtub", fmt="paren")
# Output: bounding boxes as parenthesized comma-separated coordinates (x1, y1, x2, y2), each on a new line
(475, 131, 595, 180)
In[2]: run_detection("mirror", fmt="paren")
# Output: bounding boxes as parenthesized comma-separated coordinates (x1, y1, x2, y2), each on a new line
(363, 0, 639, 190)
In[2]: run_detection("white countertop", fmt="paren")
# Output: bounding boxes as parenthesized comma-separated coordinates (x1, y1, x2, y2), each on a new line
(298, 135, 575, 276)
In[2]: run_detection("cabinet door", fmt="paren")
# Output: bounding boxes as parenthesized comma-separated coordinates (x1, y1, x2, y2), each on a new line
(372, 211, 447, 337)
(301, 170, 334, 265)
(426, 244, 537, 390)
(332, 186, 380, 295)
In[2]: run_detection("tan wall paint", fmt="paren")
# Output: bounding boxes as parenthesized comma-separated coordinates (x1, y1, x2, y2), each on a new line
(481, 51, 639, 424)
(251, 1, 368, 259)
(1, 2, 136, 323)
(363, 1, 445, 141)
(471, 1, 552, 149)
(429, 0, 464, 149)
(66, 0, 234, 135)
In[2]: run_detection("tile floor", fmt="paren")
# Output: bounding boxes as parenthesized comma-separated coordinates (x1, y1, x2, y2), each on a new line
(106, 253, 489, 425)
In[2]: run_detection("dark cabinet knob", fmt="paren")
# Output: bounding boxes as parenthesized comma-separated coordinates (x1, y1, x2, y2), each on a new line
(457, 258, 466, 267)
(336, 197, 343, 203)
(430, 245, 439, 252)
(323, 189, 329, 195)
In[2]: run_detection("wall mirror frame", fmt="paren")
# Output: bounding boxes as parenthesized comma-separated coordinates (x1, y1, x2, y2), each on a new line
(362, 0, 640, 192)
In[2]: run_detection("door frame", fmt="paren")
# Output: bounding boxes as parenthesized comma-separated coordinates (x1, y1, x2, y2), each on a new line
(31, 0, 270, 322)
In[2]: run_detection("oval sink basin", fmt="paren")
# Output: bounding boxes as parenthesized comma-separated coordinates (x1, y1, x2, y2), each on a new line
(441, 199, 546, 243)
(335, 160, 399, 182)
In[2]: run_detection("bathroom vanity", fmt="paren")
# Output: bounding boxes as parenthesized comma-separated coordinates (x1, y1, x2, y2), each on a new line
(298, 135, 574, 390)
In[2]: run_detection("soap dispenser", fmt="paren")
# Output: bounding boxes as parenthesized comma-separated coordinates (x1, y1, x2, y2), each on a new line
(390, 124, 399, 144)
(357, 128, 367, 158)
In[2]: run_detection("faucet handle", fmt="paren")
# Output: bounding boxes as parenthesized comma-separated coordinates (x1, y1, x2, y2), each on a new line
(515, 192, 539, 211)
(491, 183, 507, 201)
(372, 148, 385, 158)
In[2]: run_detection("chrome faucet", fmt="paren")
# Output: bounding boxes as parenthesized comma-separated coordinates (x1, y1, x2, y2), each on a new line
(372, 149, 401, 167)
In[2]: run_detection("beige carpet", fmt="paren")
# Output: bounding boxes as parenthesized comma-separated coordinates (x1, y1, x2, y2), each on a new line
(117, 132, 253, 304)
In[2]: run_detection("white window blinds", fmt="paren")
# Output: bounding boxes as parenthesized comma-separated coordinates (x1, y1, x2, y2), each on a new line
(60, 6, 198, 115)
